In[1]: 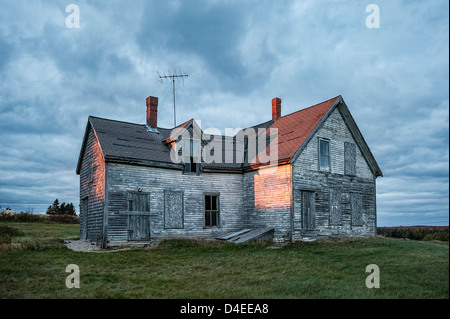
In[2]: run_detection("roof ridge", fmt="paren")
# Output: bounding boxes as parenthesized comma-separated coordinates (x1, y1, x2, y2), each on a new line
(88, 96, 340, 133)
(235, 96, 341, 132)
(89, 115, 147, 127)
(89, 115, 184, 131)
(277, 95, 341, 120)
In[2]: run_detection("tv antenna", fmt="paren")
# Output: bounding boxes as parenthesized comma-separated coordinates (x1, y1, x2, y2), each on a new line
(157, 69, 188, 127)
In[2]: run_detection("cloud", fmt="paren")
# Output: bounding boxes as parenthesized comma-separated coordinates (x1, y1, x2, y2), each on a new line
(0, 0, 448, 226)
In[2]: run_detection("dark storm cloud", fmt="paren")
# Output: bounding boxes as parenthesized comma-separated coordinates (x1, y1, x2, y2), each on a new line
(0, 0, 448, 226)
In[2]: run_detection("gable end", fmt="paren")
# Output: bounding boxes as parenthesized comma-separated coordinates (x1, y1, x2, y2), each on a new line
(290, 97, 382, 177)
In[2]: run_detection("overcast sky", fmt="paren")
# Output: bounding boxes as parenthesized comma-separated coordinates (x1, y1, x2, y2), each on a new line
(1, 0, 448, 226)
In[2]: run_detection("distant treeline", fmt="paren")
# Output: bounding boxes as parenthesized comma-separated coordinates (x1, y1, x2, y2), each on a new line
(377, 226, 449, 242)
(0, 212, 79, 224)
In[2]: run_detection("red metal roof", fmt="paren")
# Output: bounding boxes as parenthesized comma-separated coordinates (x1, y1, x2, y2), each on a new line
(265, 95, 341, 163)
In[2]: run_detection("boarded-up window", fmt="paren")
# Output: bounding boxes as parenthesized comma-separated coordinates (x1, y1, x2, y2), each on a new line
(329, 189, 342, 225)
(345, 142, 356, 176)
(301, 191, 315, 230)
(351, 193, 363, 226)
(128, 192, 150, 212)
(164, 190, 184, 229)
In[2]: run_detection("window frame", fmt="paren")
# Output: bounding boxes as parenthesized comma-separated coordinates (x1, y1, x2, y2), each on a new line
(318, 137, 331, 172)
(329, 189, 343, 226)
(344, 142, 357, 176)
(183, 138, 200, 174)
(164, 190, 184, 229)
(204, 194, 220, 228)
(350, 192, 363, 227)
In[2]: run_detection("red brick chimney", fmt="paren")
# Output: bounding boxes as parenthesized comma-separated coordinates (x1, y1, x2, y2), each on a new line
(272, 97, 281, 120)
(146, 96, 158, 129)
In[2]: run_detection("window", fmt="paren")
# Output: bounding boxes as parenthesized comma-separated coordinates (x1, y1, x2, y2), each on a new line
(319, 138, 330, 171)
(128, 192, 150, 212)
(164, 190, 184, 229)
(344, 142, 356, 176)
(351, 193, 363, 226)
(329, 189, 342, 225)
(205, 195, 219, 227)
(183, 138, 200, 173)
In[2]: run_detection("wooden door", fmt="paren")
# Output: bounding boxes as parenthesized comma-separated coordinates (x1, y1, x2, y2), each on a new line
(128, 215, 150, 241)
(302, 191, 315, 230)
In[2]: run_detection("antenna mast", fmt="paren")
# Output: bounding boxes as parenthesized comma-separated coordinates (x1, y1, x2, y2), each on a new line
(158, 70, 188, 127)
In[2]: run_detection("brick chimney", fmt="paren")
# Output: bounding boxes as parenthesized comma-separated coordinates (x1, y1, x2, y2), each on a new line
(272, 97, 281, 120)
(146, 96, 158, 129)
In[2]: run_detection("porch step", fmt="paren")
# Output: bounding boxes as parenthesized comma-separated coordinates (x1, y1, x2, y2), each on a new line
(217, 229, 252, 241)
(218, 228, 274, 244)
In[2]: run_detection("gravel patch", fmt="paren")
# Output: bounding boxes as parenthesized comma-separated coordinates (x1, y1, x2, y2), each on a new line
(64, 240, 105, 252)
(64, 240, 142, 252)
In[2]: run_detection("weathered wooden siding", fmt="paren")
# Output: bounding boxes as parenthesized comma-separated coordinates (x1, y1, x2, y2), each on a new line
(105, 163, 244, 247)
(243, 164, 292, 243)
(79, 127, 106, 243)
(292, 107, 377, 240)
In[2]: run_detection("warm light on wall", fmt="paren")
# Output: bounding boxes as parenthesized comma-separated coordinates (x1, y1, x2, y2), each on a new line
(90, 135, 105, 202)
(253, 164, 291, 210)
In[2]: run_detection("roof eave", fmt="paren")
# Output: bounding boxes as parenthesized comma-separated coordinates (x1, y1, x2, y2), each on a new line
(75, 118, 93, 175)
(104, 155, 184, 171)
(337, 98, 383, 178)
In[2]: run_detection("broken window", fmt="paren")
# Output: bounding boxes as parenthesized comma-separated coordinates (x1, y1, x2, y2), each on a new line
(183, 138, 200, 173)
(205, 195, 219, 227)
(127, 192, 150, 212)
(319, 138, 330, 171)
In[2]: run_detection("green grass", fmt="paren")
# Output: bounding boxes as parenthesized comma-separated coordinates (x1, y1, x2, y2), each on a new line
(0, 222, 448, 299)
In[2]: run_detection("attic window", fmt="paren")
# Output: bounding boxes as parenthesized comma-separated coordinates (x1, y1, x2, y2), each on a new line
(183, 138, 200, 174)
(344, 142, 356, 176)
(319, 138, 330, 172)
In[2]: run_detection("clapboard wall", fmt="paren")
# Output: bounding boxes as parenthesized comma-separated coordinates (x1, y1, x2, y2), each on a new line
(105, 163, 244, 246)
(79, 127, 106, 244)
(243, 164, 292, 243)
(292, 107, 377, 240)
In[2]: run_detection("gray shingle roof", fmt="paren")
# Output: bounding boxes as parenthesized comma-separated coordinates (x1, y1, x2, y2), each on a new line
(79, 116, 245, 173)
(89, 116, 174, 164)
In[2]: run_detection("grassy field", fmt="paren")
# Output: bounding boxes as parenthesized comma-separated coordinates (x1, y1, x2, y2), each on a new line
(0, 222, 448, 299)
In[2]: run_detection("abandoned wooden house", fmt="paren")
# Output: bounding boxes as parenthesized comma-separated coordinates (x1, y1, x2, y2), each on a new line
(76, 95, 382, 247)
